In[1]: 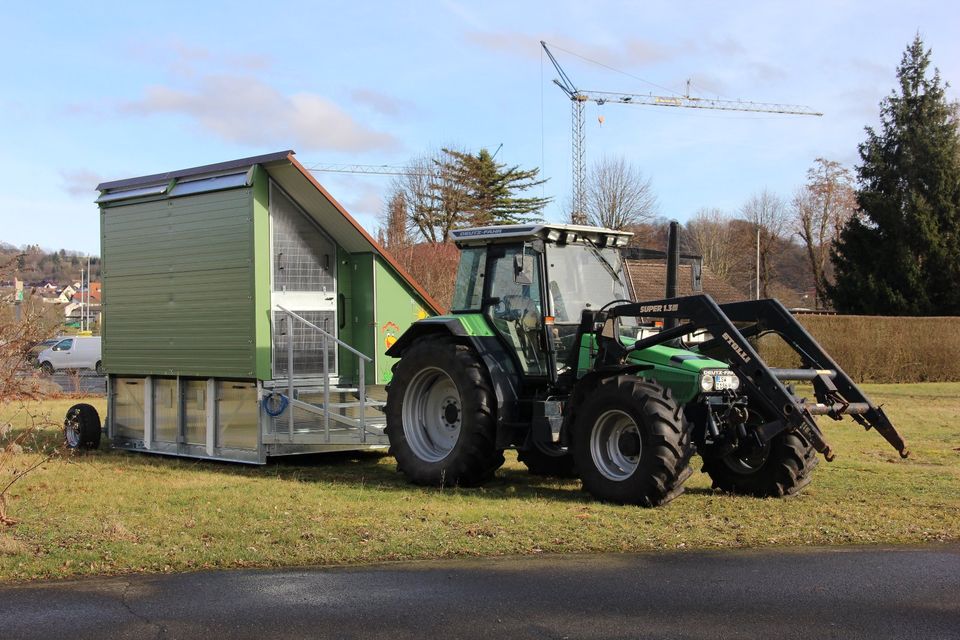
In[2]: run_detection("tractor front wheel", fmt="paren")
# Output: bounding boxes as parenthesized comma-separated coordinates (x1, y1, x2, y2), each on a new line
(702, 428, 818, 497)
(386, 337, 504, 487)
(572, 377, 693, 506)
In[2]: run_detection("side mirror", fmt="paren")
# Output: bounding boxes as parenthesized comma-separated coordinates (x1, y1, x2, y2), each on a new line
(514, 254, 534, 285)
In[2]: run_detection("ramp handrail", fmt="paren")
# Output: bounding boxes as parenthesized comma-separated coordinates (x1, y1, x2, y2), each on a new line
(275, 305, 372, 443)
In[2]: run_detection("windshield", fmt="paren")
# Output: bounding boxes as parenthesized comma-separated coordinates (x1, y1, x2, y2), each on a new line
(545, 243, 632, 323)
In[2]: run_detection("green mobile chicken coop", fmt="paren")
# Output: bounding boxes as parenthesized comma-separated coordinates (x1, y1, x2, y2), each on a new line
(96, 151, 440, 463)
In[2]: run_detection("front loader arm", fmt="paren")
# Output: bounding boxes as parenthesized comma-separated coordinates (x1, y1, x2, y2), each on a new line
(597, 295, 908, 461)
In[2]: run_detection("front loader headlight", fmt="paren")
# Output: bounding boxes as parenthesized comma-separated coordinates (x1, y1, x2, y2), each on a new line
(700, 369, 740, 392)
(699, 373, 715, 392)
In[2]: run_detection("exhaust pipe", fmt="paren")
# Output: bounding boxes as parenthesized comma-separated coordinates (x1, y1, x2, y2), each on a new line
(664, 220, 680, 330)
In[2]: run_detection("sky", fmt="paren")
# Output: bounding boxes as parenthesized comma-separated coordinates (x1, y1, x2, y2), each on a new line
(1, 1, 957, 255)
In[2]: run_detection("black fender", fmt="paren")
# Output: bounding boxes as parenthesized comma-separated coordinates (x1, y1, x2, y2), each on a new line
(386, 318, 468, 358)
(387, 321, 521, 450)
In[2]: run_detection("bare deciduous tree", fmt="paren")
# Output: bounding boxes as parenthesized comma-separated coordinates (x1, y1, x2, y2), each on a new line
(386, 151, 470, 244)
(685, 207, 738, 281)
(792, 158, 857, 308)
(584, 155, 658, 230)
(741, 189, 789, 298)
(376, 190, 413, 252)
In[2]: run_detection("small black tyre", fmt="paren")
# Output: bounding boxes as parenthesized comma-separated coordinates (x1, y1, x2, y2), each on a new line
(702, 428, 818, 497)
(572, 376, 693, 506)
(64, 403, 101, 450)
(518, 442, 577, 478)
(385, 337, 504, 487)
(40, 361, 54, 375)
(95, 361, 104, 375)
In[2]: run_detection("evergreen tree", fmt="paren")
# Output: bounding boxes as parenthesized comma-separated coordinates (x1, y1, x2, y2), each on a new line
(829, 35, 960, 315)
(439, 147, 550, 226)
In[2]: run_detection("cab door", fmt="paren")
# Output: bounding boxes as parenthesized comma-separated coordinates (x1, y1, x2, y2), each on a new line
(484, 243, 548, 376)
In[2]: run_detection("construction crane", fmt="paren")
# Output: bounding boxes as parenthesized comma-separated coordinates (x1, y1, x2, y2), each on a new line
(540, 40, 823, 224)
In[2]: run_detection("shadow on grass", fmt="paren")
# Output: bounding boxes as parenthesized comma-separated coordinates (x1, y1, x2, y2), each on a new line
(80, 443, 593, 504)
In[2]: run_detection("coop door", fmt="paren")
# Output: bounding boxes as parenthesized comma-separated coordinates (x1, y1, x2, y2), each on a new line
(269, 182, 338, 378)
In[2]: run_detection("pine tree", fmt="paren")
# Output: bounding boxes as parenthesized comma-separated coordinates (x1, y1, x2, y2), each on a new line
(439, 148, 551, 226)
(829, 35, 960, 315)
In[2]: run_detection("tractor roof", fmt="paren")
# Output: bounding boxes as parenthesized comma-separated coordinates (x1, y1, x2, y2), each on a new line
(450, 223, 632, 248)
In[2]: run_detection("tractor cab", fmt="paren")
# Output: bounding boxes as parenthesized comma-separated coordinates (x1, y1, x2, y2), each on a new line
(449, 224, 635, 379)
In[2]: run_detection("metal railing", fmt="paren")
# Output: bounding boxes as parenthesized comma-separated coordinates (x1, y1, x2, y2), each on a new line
(275, 306, 373, 443)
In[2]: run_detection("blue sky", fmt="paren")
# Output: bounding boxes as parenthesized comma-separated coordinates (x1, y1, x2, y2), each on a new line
(2, 1, 957, 255)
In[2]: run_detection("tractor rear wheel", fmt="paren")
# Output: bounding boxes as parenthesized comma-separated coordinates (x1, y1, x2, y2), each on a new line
(702, 427, 818, 497)
(386, 337, 504, 487)
(518, 442, 576, 478)
(572, 377, 693, 506)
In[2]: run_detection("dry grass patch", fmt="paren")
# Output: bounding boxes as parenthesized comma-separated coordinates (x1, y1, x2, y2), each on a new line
(0, 385, 957, 582)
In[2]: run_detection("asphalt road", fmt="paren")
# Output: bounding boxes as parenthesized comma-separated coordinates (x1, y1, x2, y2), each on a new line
(1, 545, 958, 640)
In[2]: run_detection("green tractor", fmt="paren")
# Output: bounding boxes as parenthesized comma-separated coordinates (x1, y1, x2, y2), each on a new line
(384, 223, 908, 506)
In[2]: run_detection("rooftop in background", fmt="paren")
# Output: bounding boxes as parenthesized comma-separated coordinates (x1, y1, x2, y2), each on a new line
(626, 259, 746, 304)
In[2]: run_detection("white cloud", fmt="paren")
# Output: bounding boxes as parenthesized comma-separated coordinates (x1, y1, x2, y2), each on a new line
(119, 75, 399, 153)
(467, 31, 677, 67)
(59, 169, 104, 197)
(350, 88, 416, 117)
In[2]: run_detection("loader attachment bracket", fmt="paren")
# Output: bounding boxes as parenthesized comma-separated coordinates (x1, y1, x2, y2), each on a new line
(596, 295, 909, 460)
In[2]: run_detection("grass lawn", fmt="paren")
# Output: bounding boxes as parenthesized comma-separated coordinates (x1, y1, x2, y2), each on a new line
(1, 383, 958, 582)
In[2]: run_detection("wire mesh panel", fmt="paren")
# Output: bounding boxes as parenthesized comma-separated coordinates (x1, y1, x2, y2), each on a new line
(272, 310, 336, 377)
(271, 184, 335, 292)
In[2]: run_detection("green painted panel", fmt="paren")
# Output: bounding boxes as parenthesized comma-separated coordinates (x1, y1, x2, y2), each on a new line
(251, 166, 272, 380)
(374, 257, 434, 384)
(350, 253, 375, 384)
(101, 188, 257, 377)
(452, 313, 494, 336)
(336, 246, 356, 383)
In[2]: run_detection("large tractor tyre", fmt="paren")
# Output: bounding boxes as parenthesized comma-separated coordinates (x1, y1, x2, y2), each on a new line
(385, 337, 504, 487)
(517, 442, 577, 478)
(702, 428, 818, 498)
(64, 403, 101, 450)
(572, 377, 693, 507)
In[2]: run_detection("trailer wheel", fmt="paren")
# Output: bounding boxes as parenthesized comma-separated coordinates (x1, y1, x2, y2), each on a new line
(64, 403, 101, 450)
(386, 337, 503, 487)
(572, 377, 693, 506)
(702, 428, 818, 497)
(518, 442, 576, 478)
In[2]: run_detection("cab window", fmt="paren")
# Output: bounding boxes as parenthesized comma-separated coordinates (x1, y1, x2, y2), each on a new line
(53, 339, 73, 351)
(485, 244, 547, 376)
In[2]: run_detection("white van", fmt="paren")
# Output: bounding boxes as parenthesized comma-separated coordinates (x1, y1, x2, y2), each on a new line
(37, 336, 102, 374)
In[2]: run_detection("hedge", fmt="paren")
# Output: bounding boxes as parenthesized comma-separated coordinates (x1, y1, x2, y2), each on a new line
(756, 315, 960, 383)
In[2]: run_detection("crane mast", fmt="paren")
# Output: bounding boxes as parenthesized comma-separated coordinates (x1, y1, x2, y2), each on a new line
(540, 40, 823, 224)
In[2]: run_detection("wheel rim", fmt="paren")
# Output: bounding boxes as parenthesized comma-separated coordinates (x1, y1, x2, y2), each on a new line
(402, 367, 462, 463)
(723, 441, 771, 475)
(589, 409, 642, 481)
(65, 411, 81, 448)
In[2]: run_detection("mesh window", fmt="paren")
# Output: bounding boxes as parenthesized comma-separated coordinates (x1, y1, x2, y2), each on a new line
(273, 311, 337, 376)
(271, 184, 335, 292)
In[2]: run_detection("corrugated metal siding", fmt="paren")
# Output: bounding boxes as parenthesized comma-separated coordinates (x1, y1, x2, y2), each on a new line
(101, 189, 256, 377)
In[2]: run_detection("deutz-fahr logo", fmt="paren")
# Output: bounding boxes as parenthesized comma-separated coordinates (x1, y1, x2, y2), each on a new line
(638, 303, 679, 314)
(721, 331, 752, 363)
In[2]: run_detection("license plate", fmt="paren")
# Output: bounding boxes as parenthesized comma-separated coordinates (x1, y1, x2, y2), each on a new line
(714, 375, 736, 390)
